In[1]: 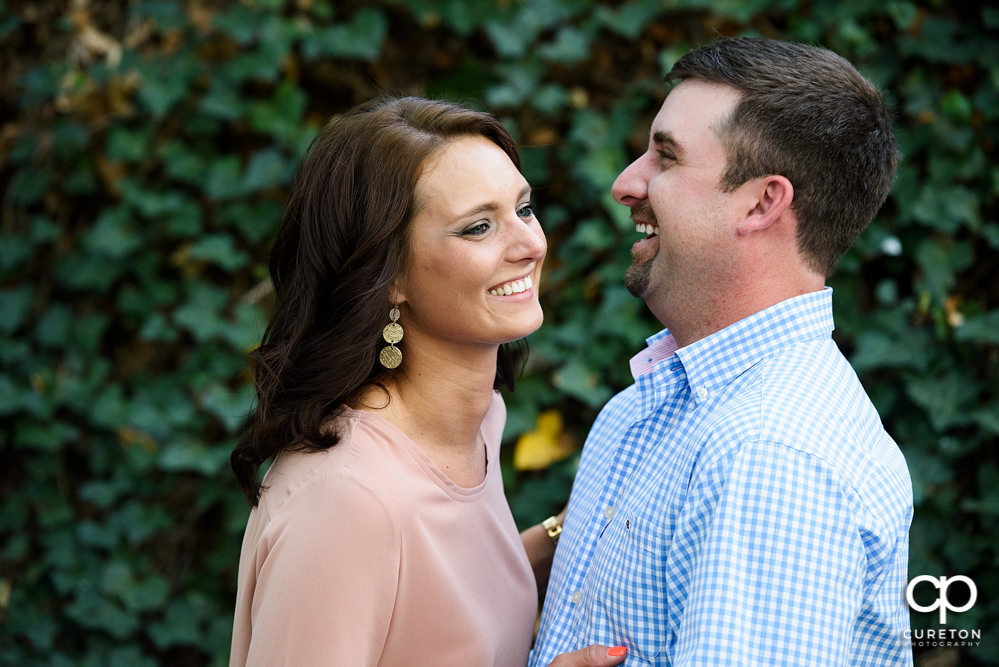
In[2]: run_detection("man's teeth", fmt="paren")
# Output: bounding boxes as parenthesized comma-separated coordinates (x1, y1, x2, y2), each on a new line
(489, 275, 534, 296)
(636, 223, 658, 235)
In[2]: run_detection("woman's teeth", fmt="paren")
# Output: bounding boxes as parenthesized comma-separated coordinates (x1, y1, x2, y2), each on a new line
(636, 223, 658, 236)
(489, 275, 534, 296)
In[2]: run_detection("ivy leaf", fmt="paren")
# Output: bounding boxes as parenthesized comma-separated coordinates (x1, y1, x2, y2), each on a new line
(552, 358, 612, 407)
(243, 148, 292, 192)
(213, 4, 260, 45)
(148, 594, 209, 649)
(187, 235, 251, 271)
(220, 199, 282, 244)
(101, 561, 169, 613)
(119, 178, 192, 219)
(906, 371, 979, 431)
(15, 418, 79, 453)
(65, 592, 139, 639)
(201, 382, 254, 433)
(224, 301, 267, 351)
(914, 238, 973, 302)
(8, 164, 53, 207)
(172, 284, 230, 343)
(303, 8, 388, 61)
(84, 208, 141, 259)
(199, 80, 244, 120)
(129, 0, 188, 31)
(137, 58, 195, 117)
(160, 140, 209, 184)
(0, 373, 22, 417)
(850, 330, 928, 373)
(52, 249, 120, 291)
(248, 80, 307, 149)
(0, 285, 35, 334)
(159, 436, 229, 476)
(595, 3, 662, 38)
(106, 126, 151, 163)
(955, 310, 999, 344)
(538, 26, 590, 64)
(205, 156, 245, 201)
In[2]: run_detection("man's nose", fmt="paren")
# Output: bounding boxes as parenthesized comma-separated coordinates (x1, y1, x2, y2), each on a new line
(611, 154, 649, 207)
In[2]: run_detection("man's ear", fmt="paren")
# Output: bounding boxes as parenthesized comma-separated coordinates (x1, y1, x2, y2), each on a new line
(737, 175, 794, 236)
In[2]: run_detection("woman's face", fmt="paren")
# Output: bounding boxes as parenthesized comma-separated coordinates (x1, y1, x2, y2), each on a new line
(394, 135, 547, 352)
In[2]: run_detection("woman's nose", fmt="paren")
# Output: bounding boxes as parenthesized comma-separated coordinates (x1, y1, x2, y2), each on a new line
(510, 217, 547, 262)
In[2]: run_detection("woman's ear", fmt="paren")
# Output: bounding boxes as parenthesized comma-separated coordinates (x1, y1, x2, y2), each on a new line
(737, 175, 794, 236)
(388, 279, 406, 305)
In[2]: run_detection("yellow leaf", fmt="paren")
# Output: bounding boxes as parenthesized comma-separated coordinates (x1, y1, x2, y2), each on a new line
(513, 409, 573, 471)
(116, 426, 158, 452)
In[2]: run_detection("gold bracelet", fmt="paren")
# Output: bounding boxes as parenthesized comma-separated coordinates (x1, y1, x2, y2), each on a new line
(542, 515, 562, 543)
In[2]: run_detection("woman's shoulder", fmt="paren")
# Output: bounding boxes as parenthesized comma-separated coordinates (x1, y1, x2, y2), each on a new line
(250, 435, 403, 568)
(259, 413, 401, 514)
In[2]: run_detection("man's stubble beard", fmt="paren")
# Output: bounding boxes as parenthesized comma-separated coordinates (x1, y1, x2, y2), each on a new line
(624, 202, 657, 297)
(624, 251, 654, 297)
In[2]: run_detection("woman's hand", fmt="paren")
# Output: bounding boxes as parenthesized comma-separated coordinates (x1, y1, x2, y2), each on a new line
(548, 645, 627, 666)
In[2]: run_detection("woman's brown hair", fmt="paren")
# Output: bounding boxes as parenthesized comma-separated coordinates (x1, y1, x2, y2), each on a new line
(231, 97, 525, 506)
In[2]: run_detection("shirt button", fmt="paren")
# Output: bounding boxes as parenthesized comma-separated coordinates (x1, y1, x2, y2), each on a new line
(696, 386, 709, 399)
(571, 590, 582, 604)
(604, 505, 616, 519)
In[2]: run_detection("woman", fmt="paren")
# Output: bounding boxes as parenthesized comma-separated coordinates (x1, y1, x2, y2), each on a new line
(229, 97, 561, 666)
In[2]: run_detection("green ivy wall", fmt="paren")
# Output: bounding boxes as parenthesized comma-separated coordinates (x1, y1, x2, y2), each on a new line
(1, 1, 996, 664)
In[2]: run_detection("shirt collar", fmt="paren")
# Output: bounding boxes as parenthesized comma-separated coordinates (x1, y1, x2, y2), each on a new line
(630, 288, 835, 402)
(629, 331, 679, 378)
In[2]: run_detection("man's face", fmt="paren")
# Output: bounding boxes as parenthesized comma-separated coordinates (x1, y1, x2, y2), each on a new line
(611, 79, 744, 313)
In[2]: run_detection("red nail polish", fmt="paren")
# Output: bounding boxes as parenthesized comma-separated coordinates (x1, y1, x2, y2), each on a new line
(608, 646, 627, 657)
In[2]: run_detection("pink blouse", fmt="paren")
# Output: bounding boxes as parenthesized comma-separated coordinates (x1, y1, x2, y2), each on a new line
(230, 392, 538, 666)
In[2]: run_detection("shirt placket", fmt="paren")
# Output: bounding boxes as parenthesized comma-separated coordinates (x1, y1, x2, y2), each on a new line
(570, 361, 689, 641)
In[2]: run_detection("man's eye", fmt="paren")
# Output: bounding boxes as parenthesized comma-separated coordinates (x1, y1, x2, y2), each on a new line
(657, 150, 675, 164)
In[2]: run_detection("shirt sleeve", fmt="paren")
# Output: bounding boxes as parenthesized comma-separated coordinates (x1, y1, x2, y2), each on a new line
(671, 440, 865, 666)
(245, 470, 401, 666)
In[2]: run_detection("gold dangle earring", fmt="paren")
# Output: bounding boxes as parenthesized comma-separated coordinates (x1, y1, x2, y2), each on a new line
(379, 305, 404, 369)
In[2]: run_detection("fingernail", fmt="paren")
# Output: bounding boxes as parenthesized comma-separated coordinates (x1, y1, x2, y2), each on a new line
(608, 646, 627, 657)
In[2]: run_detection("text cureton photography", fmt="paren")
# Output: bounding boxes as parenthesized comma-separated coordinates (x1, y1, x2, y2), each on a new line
(905, 628, 981, 649)
(905, 575, 983, 650)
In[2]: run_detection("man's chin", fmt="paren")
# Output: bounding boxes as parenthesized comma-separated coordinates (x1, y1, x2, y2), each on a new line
(624, 259, 653, 297)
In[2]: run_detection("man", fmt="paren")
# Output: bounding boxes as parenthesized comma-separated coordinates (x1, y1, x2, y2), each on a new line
(531, 37, 913, 666)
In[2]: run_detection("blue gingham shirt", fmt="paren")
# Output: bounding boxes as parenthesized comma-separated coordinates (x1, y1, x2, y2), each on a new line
(530, 289, 913, 666)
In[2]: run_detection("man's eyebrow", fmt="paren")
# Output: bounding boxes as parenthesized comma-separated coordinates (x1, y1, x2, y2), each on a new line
(454, 185, 532, 220)
(652, 130, 683, 156)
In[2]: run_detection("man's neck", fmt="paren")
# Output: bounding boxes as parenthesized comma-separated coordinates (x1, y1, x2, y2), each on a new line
(654, 277, 825, 349)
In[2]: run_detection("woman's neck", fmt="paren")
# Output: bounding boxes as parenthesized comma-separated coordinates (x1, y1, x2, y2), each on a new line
(356, 338, 500, 485)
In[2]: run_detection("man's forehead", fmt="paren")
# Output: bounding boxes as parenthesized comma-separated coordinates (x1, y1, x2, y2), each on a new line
(650, 80, 739, 140)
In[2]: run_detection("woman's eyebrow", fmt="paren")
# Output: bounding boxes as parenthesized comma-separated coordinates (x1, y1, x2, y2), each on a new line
(454, 185, 532, 220)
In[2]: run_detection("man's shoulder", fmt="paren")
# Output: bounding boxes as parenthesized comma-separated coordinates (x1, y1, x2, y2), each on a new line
(590, 383, 642, 434)
(753, 338, 883, 443)
(703, 337, 909, 493)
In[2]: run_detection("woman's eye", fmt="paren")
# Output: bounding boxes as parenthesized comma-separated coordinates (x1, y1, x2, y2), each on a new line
(517, 203, 535, 218)
(461, 221, 490, 237)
